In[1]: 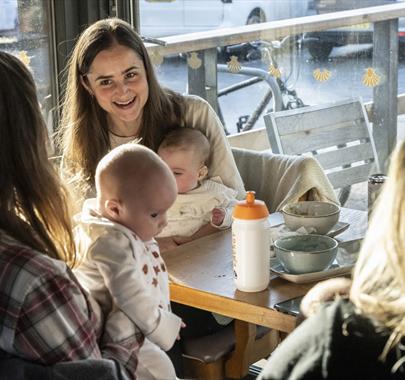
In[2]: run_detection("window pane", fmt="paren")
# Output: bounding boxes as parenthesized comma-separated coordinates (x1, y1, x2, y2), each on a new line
(0, 0, 53, 141)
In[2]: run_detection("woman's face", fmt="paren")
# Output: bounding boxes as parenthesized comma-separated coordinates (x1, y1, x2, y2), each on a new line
(84, 44, 149, 128)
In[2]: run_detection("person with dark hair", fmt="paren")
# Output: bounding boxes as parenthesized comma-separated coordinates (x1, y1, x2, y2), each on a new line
(0, 51, 139, 379)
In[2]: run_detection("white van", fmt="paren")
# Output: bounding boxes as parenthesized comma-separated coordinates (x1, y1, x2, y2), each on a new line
(139, 0, 309, 38)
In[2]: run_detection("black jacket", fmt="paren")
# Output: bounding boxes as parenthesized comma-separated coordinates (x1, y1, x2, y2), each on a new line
(258, 299, 405, 380)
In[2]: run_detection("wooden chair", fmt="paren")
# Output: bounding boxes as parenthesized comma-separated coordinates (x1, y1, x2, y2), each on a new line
(263, 98, 380, 205)
(182, 322, 280, 380)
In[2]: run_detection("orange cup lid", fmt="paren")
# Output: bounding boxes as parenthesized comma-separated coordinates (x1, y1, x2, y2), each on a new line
(233, 191, 269, 220)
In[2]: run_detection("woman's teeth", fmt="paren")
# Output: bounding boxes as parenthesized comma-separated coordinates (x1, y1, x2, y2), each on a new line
(115, 98, 135, 107)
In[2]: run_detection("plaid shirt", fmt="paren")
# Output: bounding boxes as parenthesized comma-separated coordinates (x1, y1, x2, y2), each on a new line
(0, 230, 140, 379)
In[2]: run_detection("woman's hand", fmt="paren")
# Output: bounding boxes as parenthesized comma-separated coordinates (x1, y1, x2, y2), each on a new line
(300, 277, 352, 318)
(155, 237, 179, 252)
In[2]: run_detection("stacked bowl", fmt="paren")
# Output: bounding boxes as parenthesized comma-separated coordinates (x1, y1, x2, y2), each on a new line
(275, 201, 340, 274)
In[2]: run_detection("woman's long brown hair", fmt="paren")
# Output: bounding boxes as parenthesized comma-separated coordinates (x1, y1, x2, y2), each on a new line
(58, 18, 183, 204)
(0, 52, 76, 266)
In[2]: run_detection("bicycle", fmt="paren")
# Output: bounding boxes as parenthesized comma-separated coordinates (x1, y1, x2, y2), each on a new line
(216, 36, 306, 134)
(143, 35, 305, 134)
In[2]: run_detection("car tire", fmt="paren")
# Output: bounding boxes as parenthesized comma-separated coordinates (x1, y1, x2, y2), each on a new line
(221, 9, 266, 62)
(307, 41, 334, 60)
(247, 9, 265, 25)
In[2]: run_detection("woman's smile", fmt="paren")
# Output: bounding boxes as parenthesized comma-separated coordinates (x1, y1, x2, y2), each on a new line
(113, 96, 136, 109)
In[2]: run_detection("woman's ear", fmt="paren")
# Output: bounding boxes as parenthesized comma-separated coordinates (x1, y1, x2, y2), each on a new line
(198, 165, 208, 181)
(80, 75, 94, 96)
(104, 199, 121, 220)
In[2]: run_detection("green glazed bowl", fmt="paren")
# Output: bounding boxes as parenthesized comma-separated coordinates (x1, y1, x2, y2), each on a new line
(282, 201, 340, 235)
(274, 234, 338, 274)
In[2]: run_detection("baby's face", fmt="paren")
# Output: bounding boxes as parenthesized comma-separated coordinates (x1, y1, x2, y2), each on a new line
(118, 175, 177, 241)
(158, 148, 202, 193)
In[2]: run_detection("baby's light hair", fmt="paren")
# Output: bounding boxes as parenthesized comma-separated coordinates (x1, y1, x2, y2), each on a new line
(159, 127, 210, 165)
(95, 142, 173, 202)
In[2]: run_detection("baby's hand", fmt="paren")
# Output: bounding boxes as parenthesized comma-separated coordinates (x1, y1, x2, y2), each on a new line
(177, 321, 186, 340)
(211, 207, 225, 226)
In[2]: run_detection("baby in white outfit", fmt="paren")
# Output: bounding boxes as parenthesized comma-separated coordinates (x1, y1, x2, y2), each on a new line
(74, 143, 182, 380)
(157, 127, 237, 241)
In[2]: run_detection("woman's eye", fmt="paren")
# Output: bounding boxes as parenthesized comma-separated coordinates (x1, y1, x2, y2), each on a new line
(151, 213, 158, 218)
(100, 79, 112, 86)
(173, 172, 182, 176)
(126, 72, 137, 79)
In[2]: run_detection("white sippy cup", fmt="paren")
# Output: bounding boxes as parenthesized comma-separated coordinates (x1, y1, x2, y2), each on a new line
(232, 191, 270, 292)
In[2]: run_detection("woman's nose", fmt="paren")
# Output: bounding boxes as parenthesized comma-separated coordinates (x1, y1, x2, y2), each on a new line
(116, 82, 129, 95)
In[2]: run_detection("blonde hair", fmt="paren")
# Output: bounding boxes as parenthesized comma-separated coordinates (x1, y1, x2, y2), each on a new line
(58, 18, 184, 206)
(350, 139, 405, 358)
(0, 52, 76, 267)
(158, 127, 211, 165)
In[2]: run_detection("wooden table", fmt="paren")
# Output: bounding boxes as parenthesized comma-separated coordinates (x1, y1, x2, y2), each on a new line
(162, 208, 367, 334)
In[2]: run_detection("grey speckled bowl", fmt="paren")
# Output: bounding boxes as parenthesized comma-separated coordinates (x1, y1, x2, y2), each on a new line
(282, 201, 340, 235)
(274, 234, 338, 274)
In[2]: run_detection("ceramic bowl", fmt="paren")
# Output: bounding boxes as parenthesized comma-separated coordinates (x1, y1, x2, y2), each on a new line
(282, 201, 340, 235)
(274, 234, 338, 274)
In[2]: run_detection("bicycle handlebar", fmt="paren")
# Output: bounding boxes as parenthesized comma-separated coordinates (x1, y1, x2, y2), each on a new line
(217, 64, 283, 113)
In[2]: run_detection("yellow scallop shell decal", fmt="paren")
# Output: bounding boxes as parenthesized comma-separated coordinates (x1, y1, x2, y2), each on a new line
(313, 68, 331, 82)
(268, 64, 281, 78)
(362, 67, 380, 87)
(187, 52, 202, 70)
(16, 50, 31, 68)
(227, 55, 241, 73)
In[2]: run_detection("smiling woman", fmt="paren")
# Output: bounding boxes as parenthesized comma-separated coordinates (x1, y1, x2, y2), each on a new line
(58, 18, 245, 378)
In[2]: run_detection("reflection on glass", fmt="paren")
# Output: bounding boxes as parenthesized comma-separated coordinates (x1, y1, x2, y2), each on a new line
(145, 0, 404, 136)
(0, 0, 52, 138)
(139, 0, 308, 38)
